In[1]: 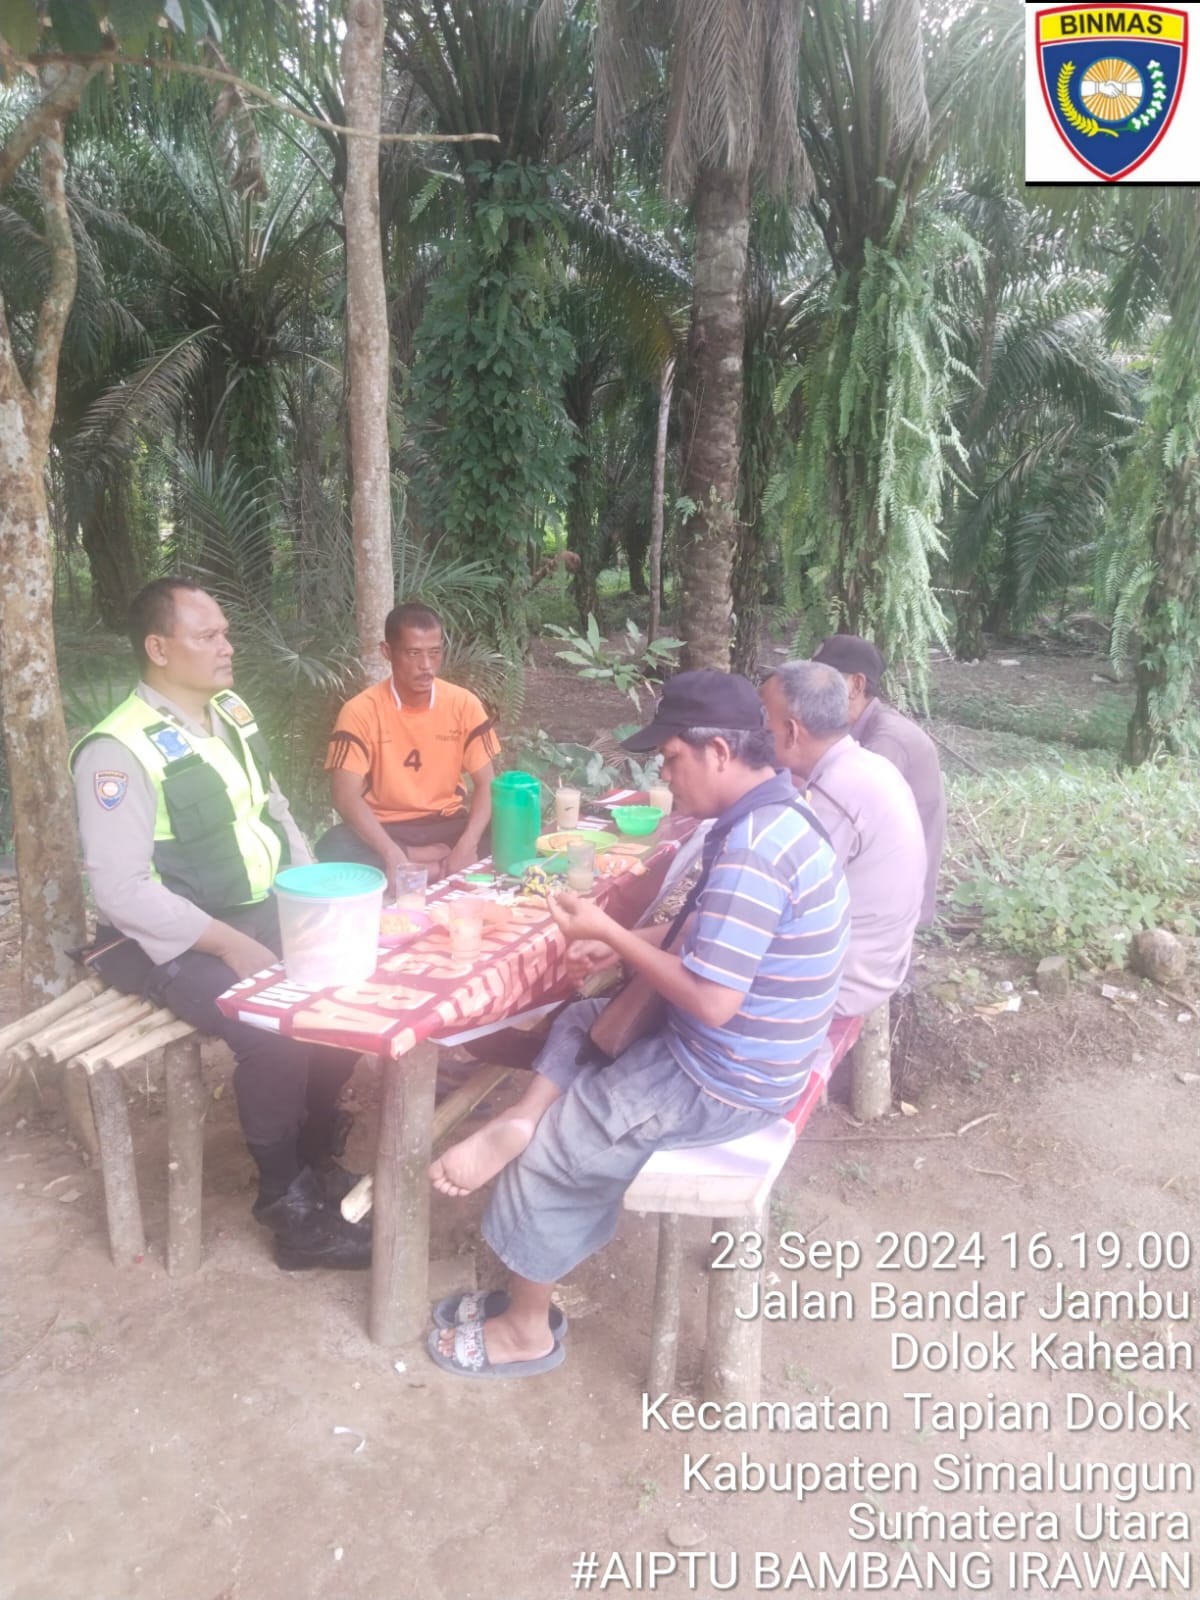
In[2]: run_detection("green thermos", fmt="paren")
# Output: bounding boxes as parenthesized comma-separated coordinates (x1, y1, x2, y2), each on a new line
(491, 770, 542, 873)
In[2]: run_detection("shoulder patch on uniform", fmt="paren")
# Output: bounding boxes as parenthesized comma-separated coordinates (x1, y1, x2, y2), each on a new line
(214, 692, 254, 727)
(147, 724, 193, 762)
(94, 771, 128, 810)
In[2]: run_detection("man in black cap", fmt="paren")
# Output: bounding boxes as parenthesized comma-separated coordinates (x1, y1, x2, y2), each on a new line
(812, 635, 946, 925)
(425, 670, 849, 1378)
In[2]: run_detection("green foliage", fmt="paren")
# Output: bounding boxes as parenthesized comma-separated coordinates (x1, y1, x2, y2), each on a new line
(773, 207, 980, 696)
(929, 681, 1129, 755)
(1097, 325, 1200, 760)
(406, 163, 577, 647)
(506, 728, 661, 808)
(946, 761, 1200, 964)
(544, 614, 682, 709)
(0, 0, 217, 57)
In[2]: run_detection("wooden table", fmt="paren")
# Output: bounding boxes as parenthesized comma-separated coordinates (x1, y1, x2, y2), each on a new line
(216, 818, 694, 1345)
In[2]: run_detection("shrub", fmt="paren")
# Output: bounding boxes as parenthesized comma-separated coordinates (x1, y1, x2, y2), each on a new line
(945, 760, 1200, 965)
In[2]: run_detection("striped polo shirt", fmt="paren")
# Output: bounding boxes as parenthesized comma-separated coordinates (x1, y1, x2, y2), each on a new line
(667, 773, 850, 1114)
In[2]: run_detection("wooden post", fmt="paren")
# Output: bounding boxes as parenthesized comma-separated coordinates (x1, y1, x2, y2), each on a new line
(430, 1064, 512, 1147)
(86, 1067, 145, 1265)
(702, 1208, 763, 1405)
(164, 1037, 206, 1276)
(648, 1211, 683, 1392)
(850, 1000, 892, 1122)
(369, 1041, 438, 1346)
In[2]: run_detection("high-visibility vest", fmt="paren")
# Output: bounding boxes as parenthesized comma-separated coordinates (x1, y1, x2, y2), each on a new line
(71, 690, 284, 914)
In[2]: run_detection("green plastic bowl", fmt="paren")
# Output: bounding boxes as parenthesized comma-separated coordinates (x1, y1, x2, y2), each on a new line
(611, 804, 664, 836)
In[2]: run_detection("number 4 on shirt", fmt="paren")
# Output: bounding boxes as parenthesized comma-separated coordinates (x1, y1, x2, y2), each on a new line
(404, 749, 422, 772)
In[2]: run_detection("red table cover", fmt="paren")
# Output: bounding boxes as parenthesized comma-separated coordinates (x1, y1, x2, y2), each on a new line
(215, 818, 696, 1059)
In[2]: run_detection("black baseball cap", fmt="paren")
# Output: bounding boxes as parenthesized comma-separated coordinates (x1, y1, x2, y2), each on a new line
(812, 634, 886, 695)
(621, 670, 768, 752)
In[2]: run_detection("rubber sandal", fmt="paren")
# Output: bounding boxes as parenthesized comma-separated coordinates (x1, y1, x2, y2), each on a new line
(432, 1289, 568, 1339)
(426, 1318, 566, 1380)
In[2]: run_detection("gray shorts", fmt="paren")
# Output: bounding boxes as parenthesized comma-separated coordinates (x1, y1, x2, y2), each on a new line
(481, 998, 777, 1284)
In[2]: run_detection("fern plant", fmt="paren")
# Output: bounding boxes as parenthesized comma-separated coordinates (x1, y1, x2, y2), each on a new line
(773, 207, 979, 698)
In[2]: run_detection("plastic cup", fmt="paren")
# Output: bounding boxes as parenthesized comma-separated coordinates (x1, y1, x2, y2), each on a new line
(565, 840, 596, 894)
(648, 782, 673, 816)
(392, 865, 428, 909)
(555, 786, 582, 829)
(447, 898, 485, 960)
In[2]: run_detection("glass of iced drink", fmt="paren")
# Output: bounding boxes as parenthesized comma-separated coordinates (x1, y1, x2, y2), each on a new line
(392, 865, 428, 908)
(447, 899, 485, 960)
(555, 785, 582, 829)
(648, 781, 673, 816)
(565, 840, 596, 893)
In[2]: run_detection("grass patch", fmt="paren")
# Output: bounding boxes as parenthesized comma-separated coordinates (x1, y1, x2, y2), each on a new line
(945, 759, 1200, 964)
(929, 682, 1130, 753)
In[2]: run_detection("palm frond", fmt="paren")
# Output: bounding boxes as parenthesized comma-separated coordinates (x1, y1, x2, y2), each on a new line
(72, 330, 220, 474)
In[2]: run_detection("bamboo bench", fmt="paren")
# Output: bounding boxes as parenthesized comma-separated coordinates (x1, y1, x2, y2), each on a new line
(2, 980, 527, 1274)
(0, 977, 205, 1273)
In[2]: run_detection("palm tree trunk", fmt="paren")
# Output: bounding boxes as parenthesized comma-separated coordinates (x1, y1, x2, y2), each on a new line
(678, 165, 751, 672)
(1123, 457, 1200, 766)
(648, 357, 675, 643)
(0, 120, 87, 1003)
(566, 425, 601, 629)
(79, 470, 147, 631)
(343, 0, 394, 677)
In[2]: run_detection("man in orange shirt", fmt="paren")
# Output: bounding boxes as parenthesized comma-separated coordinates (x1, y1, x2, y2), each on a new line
(315, 603, 501, 884)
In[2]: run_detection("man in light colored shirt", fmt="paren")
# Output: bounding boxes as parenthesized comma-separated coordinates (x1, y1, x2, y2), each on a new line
(812, 634, 946, 924)
(71, 578, 370, 1270)
(761, 661, 925, 1016)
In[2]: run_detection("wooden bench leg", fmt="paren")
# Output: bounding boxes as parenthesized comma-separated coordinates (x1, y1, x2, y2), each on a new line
(165, 1036, 206, 1276)
(87, 1067, 146, 1265)
(851, 1000, 892, 1122)
(647, 1212, 683, 1392)
(703, 1208, 764, 1405)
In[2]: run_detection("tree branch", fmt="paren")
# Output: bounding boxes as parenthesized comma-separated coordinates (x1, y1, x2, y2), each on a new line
(27, 112, 75, 444)
(0, 61, 101, 193)
(19, 51, 499, 145)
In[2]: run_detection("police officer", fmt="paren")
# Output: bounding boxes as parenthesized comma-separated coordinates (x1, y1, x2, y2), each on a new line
(71, 578, 371, 1270)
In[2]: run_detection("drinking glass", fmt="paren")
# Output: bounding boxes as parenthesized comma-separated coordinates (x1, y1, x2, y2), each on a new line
(447, 898, 485, 959)
(565, 840, 596, 893)
(555, 785, 582, 829)
(392, 865, 428, 909)
(648, 781, 673, 816)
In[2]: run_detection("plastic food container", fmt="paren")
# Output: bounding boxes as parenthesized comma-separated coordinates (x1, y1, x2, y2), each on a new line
(611, 804, 664, 836)
(273, 863, 386, 987)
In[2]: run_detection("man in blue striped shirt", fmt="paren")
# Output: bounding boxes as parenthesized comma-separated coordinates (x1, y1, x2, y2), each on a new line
(427, 671, 849, 1379)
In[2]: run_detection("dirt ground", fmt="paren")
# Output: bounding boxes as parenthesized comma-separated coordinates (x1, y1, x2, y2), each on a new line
(3, 642, 1199, 1600)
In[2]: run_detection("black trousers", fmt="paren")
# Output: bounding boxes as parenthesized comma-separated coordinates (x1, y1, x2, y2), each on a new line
(314, 812, 478, 873)
(94, 902, 356, 1151)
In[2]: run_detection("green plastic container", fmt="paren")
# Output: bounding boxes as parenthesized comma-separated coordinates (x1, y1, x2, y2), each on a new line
(491, 770, 543, 874)
(611, 804, 664, 836)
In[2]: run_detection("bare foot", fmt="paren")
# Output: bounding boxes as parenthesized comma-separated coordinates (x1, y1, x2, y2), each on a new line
(428, 1115, 537, 1197)
(435, 1312, 553, 1366)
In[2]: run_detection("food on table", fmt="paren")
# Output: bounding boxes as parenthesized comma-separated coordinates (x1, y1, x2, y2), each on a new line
(536, 830, 618, 856)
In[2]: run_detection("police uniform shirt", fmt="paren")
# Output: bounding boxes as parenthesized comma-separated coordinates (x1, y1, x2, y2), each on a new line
(73, 683, 311, 967)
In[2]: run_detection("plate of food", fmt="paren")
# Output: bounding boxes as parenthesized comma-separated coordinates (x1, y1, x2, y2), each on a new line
(379, 906, 433, 946)
(536, 830, 619, 856)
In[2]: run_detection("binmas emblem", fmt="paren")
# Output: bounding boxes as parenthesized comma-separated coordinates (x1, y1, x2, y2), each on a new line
(1035, 5, 1188, 181)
